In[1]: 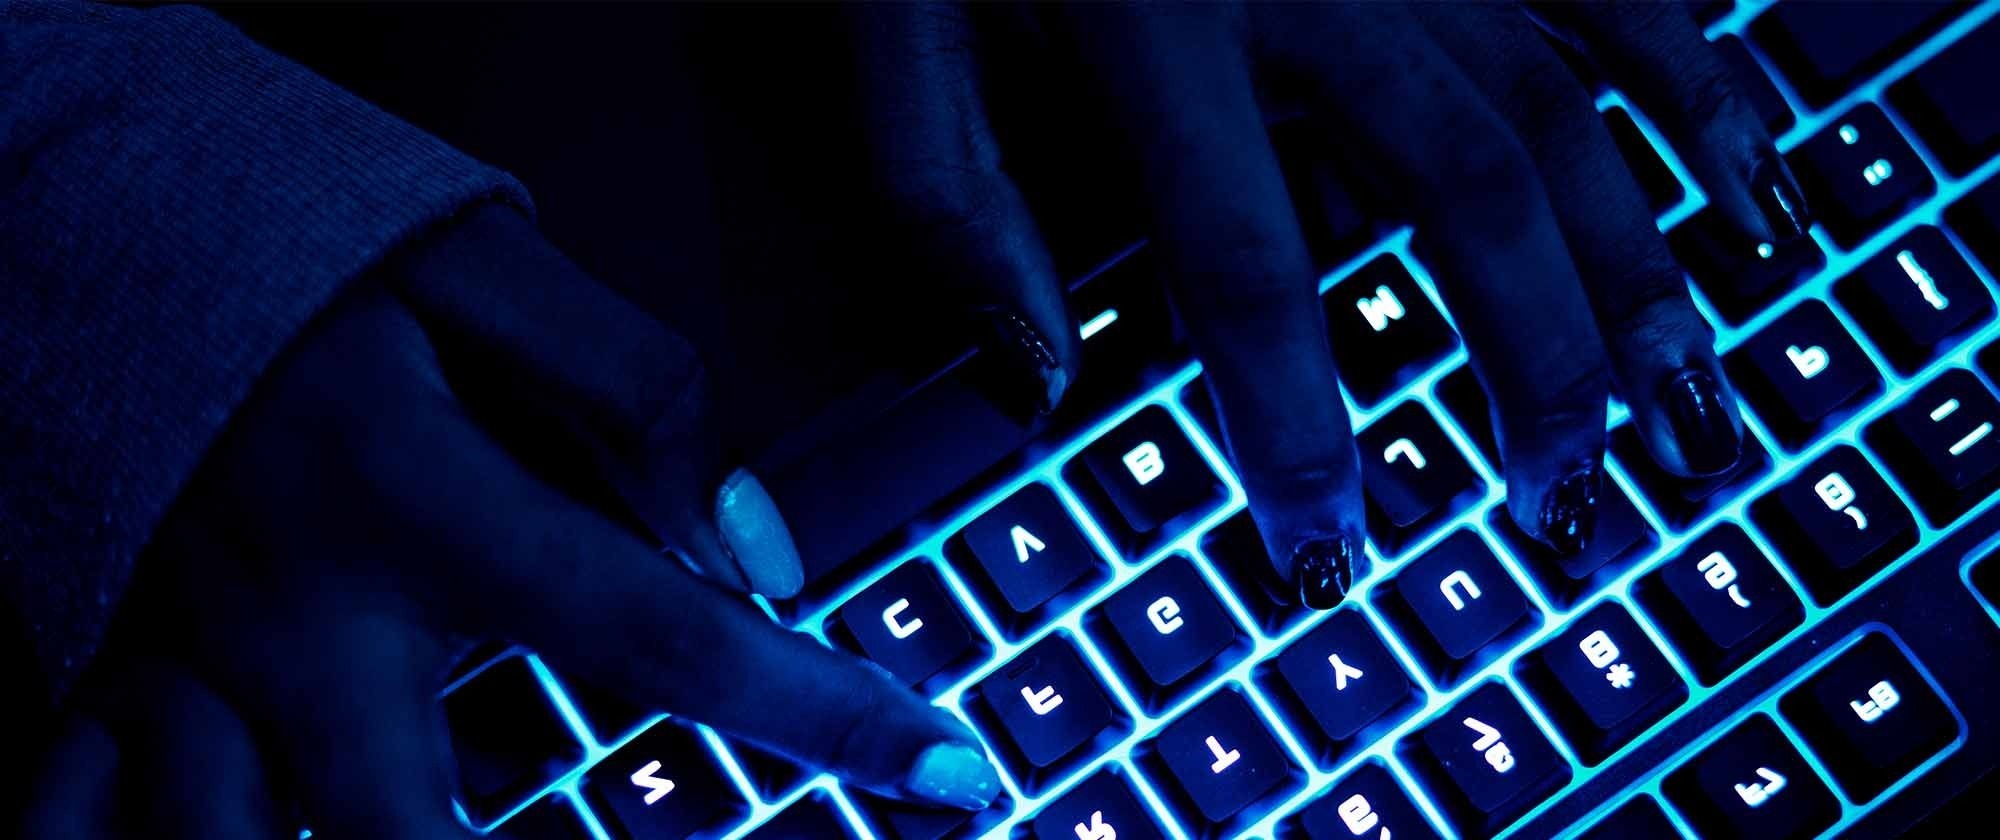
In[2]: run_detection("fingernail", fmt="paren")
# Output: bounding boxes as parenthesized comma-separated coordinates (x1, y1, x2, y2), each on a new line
(979, 308, 1069, 414)
(1662, 369, 1741, 476)
(1539, 464, 1602, 556)
(1750, 152, 1812, 243)
(1295, 534, 1363, 611)
(904, 742, 1001, 810)
(714, 468, 805, 598)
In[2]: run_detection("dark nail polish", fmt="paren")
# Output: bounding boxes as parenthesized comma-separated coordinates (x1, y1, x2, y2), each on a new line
(1663, 369, 1741, 476)
(1295, 535, 1362, 611)
(1750, 153, 1812, 243)
(1539, 464, 1602, 556)
(979, 308, 1069, 414)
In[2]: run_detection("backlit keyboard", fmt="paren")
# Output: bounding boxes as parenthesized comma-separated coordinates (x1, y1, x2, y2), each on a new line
(446, 2, 2000, 837)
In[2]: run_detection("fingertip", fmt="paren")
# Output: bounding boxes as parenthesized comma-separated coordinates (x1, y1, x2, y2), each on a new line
(1748, 149, 1814, 243)
(1293, 530, 1367, 611)
(978, 307, 1074, 414)
(1535, 462, 1604, 556)
(902, 742, 1002, 810)
(714, 468, 804, 599)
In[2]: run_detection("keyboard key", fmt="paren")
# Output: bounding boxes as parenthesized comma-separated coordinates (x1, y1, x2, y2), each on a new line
(1750, 446, 1916, 603)
(1948, 174, 2000, 271)
(1148, 688, 1294, 825)
(1267, 609, 1419, 751)
(973, 635, 1119, 775)
(557, 673, 655, 747)
(1433, 365, 1499, 471)
(1402, 682, 1571, 836)
(1488, 485, 1656, 608)
(1374, 530, 1536, 685)
(1787, 104, 1935, 247)
(1516, 601, 1687, 763)
(1866, 368, 2000, 522)
(1093, 554, 1242, 702)
(1751, 1, 1963, 107)
(1725, 300, 1881, 445)
(715, 735, 808, 802)
(1605, 106, 1686, 214)
(488, 794, 593, 840)
(1635, 525, 1802, 682)
(1029, 769, 1166, 840)
(1836, 226, 1993, 373)
(1063, 250, 1181, 416)
(1578, 795, 1678, 840)
(1067, 405, 1225, 552)
(1973, 547, 2000, 612)
(582, 720, 747, 840)
(1891, 18, 2000, 174)
(1781, 633, 1957, 800)
(1323, 254, 1460, 407)
(1715, 36, 1796, 137)
(1357, 401, 1484, 550)
(1199, 511, 1309, 634)
(1612, 422, 1773, 529)
(951, 483, 1104, 628)
(1294, 762, 1442, 840)
(850, 787, 1012, 840)
(444, 656, 586, 822)
(746, 794, 856, 839)
(832, 561, 983, 690)
(1663, 715, 1839, 840)
(1669, 208, 1825, 323)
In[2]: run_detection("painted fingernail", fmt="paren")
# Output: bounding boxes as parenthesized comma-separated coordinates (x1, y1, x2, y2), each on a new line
(904, 742, 1001, 810)
(979, 308, 1069, 414)
(1663, 369, 1741, 476)
(1750, 152, 1812, 243)
(715, 468, 805, 598)
(1295, 534, 1363, 611)
(1540, 464, 1602, 556)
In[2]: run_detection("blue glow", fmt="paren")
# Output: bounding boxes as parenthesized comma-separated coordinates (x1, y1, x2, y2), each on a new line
(468, 1, 2000, 836)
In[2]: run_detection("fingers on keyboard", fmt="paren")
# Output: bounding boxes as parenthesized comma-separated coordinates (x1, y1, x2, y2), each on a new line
(1669, 208, 1826, 324)
(1489, 481, 1658, 609)
(1065, 405, 1227, 558)
(1322, 254, 1460, 408)
(1787, 104, 1935, 248)
(1356, 402, 1486, 554)
(829, 561, 988, 693)
(582, 720, 747, 840)
(444, 656, 586, 824)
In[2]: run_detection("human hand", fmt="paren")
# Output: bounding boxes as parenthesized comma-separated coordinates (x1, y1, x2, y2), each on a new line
(859, 1, 1803, 608)
(18, 209, 1002, 838)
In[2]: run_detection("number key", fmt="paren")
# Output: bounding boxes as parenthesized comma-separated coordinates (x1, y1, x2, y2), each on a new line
(1726, 300, 1880, 446)
(1750, 446, 1916, 603)
(1294, 762, 1442, 840)
(1780, 633, 1957, 800)
(1401, 682, 1570, 836)
(1517, 602, 1687, 763)
(1636, 525, 1802, 683)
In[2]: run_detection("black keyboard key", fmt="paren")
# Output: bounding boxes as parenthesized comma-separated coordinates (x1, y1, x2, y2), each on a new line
(1837, 226, 1992, 372)
(1866, 368, 2000, 522)
(1401, 682, 1570, 835)
(973, 635, 1119, 778)
(444, 656, 586, 822)
(1147, 688, 1294, 825)
(1516, 601, 1687, 763)
(746, 794, 857, 839)
(831, 561, 984, 690)
(851, 787, 1012, 840)
(1067, 405, 1225, 552)
(1635, 524, 1802, 682)
(1092, 555, 1243, 704)
(1787, 104, 1935, 247)
(1294, 762, 1442, 840)
(951, 483, 1105, 630)
(1663, 715, 1839, 840)
(1780, 633, 1957, 800)
(1949, 175, 2000, 271)
(1974, 546, 2000, 612)
(1199, 511, 1309, 635)
(1891, 18, 2000, 174)
(715, 735, 809, 802)
(1433, 365, 1499, 471)
(1064, 250, 1182, 416)
(1669, 208, 1825, 323)
(1578, 796, 1679, 840)
(1725, 300, 1881, 445)
(1356, 401, 1483, 551)
(1612, 422, 1772, 528)
(1606, 106, 1686, 214)
(558, 674, 654, 747)
(582, 720, 747, 840)
(1750, 446, 1917, 603)
(1029, 769, 1166, 840)
(1752, 1, 1963, 107)
(1715, 36, 1796, 137)
(1324, 254, 1459, 407)
(488, 794, 593, 840)
(1489, 483, 1656, 608)
(1374, 530, 1536, 686)
(1266, 608, 1419, 752)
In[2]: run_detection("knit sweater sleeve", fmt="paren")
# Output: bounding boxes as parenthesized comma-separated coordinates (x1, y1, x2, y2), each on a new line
(0, 0, 529, 698)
